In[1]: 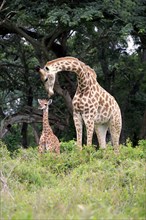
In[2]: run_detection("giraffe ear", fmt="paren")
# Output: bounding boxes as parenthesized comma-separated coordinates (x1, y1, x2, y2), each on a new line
(48, 99, 52, 105)
(38, 99, 41, 104)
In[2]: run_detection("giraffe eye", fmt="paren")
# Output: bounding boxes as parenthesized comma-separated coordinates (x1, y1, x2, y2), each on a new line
(45, 66, 49, 71)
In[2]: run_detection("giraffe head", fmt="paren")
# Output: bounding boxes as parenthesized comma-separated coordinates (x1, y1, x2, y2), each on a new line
(36, 64, 60, 97)
(38, 99, 52, 110)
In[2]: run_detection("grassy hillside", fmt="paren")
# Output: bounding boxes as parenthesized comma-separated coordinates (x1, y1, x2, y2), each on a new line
(0, 140, 146, 220)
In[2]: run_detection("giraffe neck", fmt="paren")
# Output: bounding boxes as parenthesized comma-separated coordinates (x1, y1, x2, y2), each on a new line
(42, 109, 52, 133)
(50, 57, 97, 92)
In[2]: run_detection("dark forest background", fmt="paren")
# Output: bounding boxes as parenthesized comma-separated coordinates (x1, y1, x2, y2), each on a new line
(0, 0, 146, 151)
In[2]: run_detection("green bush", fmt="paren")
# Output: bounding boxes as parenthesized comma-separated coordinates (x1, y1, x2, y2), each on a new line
(0, 139, 145, 220)
(0, 139, 11, 161)
(3, 126, 22, 153)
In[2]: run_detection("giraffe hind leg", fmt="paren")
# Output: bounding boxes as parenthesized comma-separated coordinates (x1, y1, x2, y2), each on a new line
(73, 111, 83, 150)
(94, 123, 108, 149)
(55, 146, 60, 154)
(38, 145, 44, 153)
(109, 117, 122, 154)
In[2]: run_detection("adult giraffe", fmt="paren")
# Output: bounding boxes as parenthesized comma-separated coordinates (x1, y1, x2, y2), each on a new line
(36, 57, 122, 153)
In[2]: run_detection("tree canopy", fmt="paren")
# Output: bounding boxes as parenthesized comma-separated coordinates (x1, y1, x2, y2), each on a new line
(0, 0, 146, 149)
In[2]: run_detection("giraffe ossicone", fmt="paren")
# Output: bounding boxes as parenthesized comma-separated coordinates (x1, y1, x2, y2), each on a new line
(37, 57, 122, 153)
(38, 99, 60, 154)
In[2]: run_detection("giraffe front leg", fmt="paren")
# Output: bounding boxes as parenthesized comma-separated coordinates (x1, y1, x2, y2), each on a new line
(82, 115, 94, 146)
(73, 111, 83, 150)
(86, 121, 94, 146)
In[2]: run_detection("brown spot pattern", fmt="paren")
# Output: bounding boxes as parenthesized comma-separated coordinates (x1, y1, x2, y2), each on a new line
(41, 57, 122, 152)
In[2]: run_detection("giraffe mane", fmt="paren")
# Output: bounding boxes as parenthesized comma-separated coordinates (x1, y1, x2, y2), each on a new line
(46, 56, 97, 79)
(46, 57, 78, 65)
(79, 61, 97, 79)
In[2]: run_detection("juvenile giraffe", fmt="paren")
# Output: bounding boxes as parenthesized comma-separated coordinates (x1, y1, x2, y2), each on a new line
(36, 57, 122, 153)
(38, 99, 60, 154)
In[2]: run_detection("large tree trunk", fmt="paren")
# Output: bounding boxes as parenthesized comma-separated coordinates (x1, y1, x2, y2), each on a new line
(21, 123, 28, 148)
(99, 41, 111, 92)
(31, 123, 40, 145)
(140, 109, 146, 139)
(21, 87, 33, 148)
(138, 34, 146, 140)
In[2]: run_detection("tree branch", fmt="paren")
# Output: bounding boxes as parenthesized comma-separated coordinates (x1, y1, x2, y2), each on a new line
(0, 0, 6, 12)
(54, 77, 73, 115)
(0, 105, 67, 139)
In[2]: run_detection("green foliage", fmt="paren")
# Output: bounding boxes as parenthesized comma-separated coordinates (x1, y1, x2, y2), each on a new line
(0, 139, 11, 161)
(3, 126, 22, 153)
(0, 140, 146, 219)
(60, 140, 77, 152)
(0, 0, 146, 147)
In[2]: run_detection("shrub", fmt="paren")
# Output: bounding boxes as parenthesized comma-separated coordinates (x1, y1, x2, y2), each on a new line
(0, 139, 145, 220)
(0, 139, 11, 162)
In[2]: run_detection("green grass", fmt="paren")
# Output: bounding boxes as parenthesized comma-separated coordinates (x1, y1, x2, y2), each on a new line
(0, 139, 146, 220)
